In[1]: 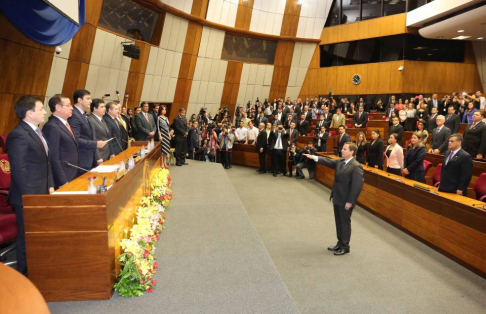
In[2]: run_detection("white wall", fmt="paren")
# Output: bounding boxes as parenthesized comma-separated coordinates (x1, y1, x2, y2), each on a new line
(237, 63, 273, 105)
(44, 39, 73, 114)
(187, 27, 227, 117)
(206, 0, 238, 27)
(473, 42, 486, 93)
(85, 29, 131, 103)
(140, 14, 188, 103)
(249, 0, 286, 36)
(161, 0, 194, 14)
(296, 0, 332, 39)
(286, 42, 316, 100)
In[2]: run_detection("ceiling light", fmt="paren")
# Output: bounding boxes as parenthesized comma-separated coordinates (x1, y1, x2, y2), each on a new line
(297, 0, 303, 5)
(457, 30, 465, 33)
(453, 35, 471, 40)
(478, 37, 484, 40)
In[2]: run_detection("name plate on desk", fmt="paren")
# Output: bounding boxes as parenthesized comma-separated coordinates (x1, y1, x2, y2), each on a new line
(115, 169, 126, 181)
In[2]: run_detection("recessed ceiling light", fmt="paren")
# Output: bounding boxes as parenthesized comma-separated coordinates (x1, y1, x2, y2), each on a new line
(478, 37, 484, 40)
(453, 35, 471, 40)
(457, 30, 465, 33)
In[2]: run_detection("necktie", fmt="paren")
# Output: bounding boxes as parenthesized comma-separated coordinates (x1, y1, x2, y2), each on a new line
(359, 112, 362, 118)
(65, 121, 75, 139)
(118, 117, 126, 130)
(290, 129, 293, 137)
(471, 122, 476, 130)
(144, 113, 149, 123)
(114, 117, 120, 129)
(447, 115, 451, 120)
(277, 133, 281, 148)
(447, 151, 454, 165)
(340, 134, 343, 142)
(35, 128, 49, 155)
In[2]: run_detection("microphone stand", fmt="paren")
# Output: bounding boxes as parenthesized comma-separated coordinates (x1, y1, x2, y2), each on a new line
(64, 162, 108, 193)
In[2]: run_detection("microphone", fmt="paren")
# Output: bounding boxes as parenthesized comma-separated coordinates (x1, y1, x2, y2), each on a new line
(64, 162, 108, 192)
(114, 137, 130, 162)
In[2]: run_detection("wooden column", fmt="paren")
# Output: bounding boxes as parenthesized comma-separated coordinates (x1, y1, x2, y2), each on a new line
(235, 0, 255, 30)
(62, 0, 103, 101)
(191, 0, 210, 18)
(281, 0, 301, 37)
(269, 40, 295, 100)
(220, 61, 244, 118)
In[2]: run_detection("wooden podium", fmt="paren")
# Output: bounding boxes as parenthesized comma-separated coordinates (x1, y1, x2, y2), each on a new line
(23, 143, 161, 302)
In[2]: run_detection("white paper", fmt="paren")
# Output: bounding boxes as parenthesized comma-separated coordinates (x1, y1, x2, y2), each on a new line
(52, 191, 89, 195)
(92, 165, 120, 173)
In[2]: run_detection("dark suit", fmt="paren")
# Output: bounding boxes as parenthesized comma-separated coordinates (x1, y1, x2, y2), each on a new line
(316, 156, 364, 250)
(403, 145, 426, 183)
(287, 127, 299, 146)
(315, 119, 327, 132)
(103, 114, 123, 156)
(134, 112, 156, 141)
(42, 116, 79, 188)
(462, 121, 486, 158)
(438, 149, 473, 196)
(255, 116, 269, 126)
(187, 126, 200, 158)
(354, 111, 368, 128)
(315, 131, 329, 152)
(303, 110, 313, 122)
(173, 115, 188, 165)
(389, 124, 404, 145)
(384, 108, 398, 120)
(256, 129, 269, 172)
(296, 147, 317, 179)
(270, 130, 287, 174)
(151, 111, 159, 141)
(68, 106, 97, 173)
(430, 126, 451, 153)
(7, 120, 55, 275)
(337, 132, 351, 157)
(297, 119, 310, 136)
(444, 113, 460, 134)
(121, 113, 132, 137)
(366, 139, 384, 169)
(427, 114, 438, 132)
(88, 114, 112, 161)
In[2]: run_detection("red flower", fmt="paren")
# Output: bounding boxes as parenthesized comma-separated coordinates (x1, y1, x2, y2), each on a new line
(151, 279, 156, 285)
(141, 279, 145, 284)
(143, 251, 149, 258)
(147, 288, 154, 293)
(138, 269, 143, 274)
(154, 262, 158, 270)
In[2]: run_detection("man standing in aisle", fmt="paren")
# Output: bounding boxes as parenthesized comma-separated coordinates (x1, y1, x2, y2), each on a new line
(7, 95, 55, 275)
(69, 89, 107, 174)
(173, 108, 188, 166)
(304, 143, 364, 255)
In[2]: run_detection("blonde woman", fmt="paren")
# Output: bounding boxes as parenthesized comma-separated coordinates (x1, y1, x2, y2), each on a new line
(353, 131, 367, 164)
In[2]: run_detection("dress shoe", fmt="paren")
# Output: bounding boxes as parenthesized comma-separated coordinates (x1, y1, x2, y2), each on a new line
(327, 245, 340, 251)
(183, 163, 189, 165)
(273, 173, 277, 177)
(256, 169, 261, 172)
(334, 248, 350, 256)
(176, 163, 182, 166)
(282, 173, 288, 177)
(296, 176, 304, 179)
(258, 171, 266, 174)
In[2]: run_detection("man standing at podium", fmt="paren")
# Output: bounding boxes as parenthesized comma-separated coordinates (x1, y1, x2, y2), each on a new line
(304, 143, 364, 255)
(7, 95, 55, 276)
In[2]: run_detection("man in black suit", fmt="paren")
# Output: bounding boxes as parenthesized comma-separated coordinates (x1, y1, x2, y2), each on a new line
(270, 123, 287, 177)
(304, 143, 364, 255)
(120, 106, 132, 138)
(103, 102, 123, 156)
(7, 95, 55, 276)
(321, 106, 333, 129)
(255, 122, 268, 174)
(438, 134, 473, 196)
(429, 94, 440, 114)
(150, 103, 160, 141)
(428, 115, 451, 154)
(444, 106, 461, 134)
(69, 89, 107, 174)
(187, 121, 200, 159)
(354, 105, 368, 128)
(130, 106, 142, 139)
(255, 111, 268, 126)
(295, 141, 317, 179)
(389, 117, 404, 145)
(427, 107, 438, 133)
(302, 105, 313, 122)
(287, 121, 299, 147)
(462, 110, 486, 159)
(297, 113, 310, 136)
(356, 98, 368, 112)
(43, 94, 79, 189)
(384, 103, 398, 120)
(173, 108, 189, 166)
(315, 114, 327, 132)
(134, 102, 156, 142)
(439, 95, 452, 115)
(88, 99, 112, 161)
(387, 95, 397, 111)
(337, 125, 351, 157)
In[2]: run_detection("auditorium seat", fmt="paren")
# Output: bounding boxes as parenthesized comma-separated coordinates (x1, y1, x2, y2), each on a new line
(0, 154, 12, 214)
(368, 116, 373, 120)
(423, 160, 432, 177)
(432, 163, 443, 187)
(473, 173, 486, 202)
(0, 135, 6, 153)
(329, 131, 335, 137)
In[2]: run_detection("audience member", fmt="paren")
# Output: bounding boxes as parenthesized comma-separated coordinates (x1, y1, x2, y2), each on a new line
(218, 125, 233, 169)
(256, 122, 268, 174)
(438, 134, 473, 196)
(245, 121, 259, 144)
(134, 102, 156, 141)
(353, 132, 367, 164)
(315, 126, 329, 152)
(173, 108, 188, 166)
(428, 115, 450, 154)
(330, 108, 345, 128)
(88, 99, 112, 162)
(462, 110, 486, 159)
(295, 142, 317, 180)
(366, 130, 384, 170)
(130, 106, 141, 139)
(235, 121, 247, 143)
(462, 102, 477, 124)
(270, 123, 287, 177)
(389, 117, 404, 145)
(103, 101, 123, 156)
(337, 125, 351, 157)
(403, 132, 426, 183)
(385, 133, 403, 175)
(444, 106, 460, 134)
(427, 107, 438, 133)
(354, 105, 368, 128)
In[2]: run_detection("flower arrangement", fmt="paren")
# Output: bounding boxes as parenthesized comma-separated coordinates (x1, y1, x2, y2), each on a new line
(114, 168, 172, 297)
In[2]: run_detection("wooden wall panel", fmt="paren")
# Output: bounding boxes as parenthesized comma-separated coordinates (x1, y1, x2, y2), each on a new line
(221, 61, 243, 117)
(269, 41, 295, 100)
(281, 0, 301, 37)
(191, 0, 210, 18)
(320, 13, 410, 45)
(235, 0, 254, 30)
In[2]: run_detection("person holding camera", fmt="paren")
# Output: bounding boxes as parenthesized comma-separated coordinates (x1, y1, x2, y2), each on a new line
(218, 126, 233, 169)
(288, 143, 299, 177)
(270, 123, 288, 177)
(315, 126, 329, 152)
(295, 142, 317, 180)
(256, 122, 270, 174)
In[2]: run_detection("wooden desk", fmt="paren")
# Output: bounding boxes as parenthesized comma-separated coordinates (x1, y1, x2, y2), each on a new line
(23, 143, 161, 301)
(231, 148, 486, 278)
(314, 155, 486, 278)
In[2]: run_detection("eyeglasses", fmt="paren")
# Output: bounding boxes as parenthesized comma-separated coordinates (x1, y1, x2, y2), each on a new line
(60, 104, 73, 108)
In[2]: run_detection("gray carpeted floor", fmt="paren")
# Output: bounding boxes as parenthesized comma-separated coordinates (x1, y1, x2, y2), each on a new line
(227, 165, 486, 314)
(48, 161, 299, 314)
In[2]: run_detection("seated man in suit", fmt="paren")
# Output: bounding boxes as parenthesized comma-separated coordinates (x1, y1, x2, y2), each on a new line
(388, 117, 404, 145)
(462, 110, 486, 159)
(297, 113, 310, 136)
(444, 106, 461, 134)
(68, 89, 107, 174)
(295, 141, 317, 179)
(438, 134, 473, 196)
(103, 102, 123, 156)
(43, 94, 79, 189)
(134, 102, 156, 141)
(337, 125, 351, 157)
(428, 115, 451, 154)
(88, 99, 112, 162)
(354, 105, 368, 128)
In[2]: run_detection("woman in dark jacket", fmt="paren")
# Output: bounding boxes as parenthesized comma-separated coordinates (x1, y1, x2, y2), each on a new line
(366, 129, 384, 169)
(354, 131, 367, 164)
(403, 132, 427, 183)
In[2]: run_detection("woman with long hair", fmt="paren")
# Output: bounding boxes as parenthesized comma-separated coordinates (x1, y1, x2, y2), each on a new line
(462, 102, 477, 123)
(366, 130, 384, 169)
(354, 131, 367, 164)
(403, 132, 426, 183)
(157, 105, 171, 168)
(385, 133, 403, 175)
(416, 121, 428, 145)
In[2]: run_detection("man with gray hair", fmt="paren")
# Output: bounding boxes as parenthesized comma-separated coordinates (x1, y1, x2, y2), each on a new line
(429, 115, 451, 154)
